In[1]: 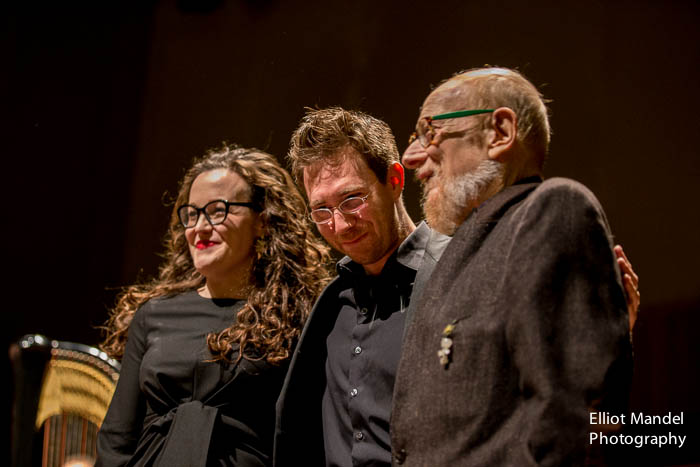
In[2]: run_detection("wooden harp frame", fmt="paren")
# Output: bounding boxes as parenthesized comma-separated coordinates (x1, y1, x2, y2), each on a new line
(9, 334, 120, 467)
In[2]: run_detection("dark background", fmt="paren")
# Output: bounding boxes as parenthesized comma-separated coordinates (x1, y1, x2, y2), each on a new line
(4, 1, 699, 465)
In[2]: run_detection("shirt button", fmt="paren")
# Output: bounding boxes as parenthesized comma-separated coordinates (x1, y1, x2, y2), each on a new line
(350, 388, 358, 397)
(354, 346, 362, 355)
(354, 431, 364, 441)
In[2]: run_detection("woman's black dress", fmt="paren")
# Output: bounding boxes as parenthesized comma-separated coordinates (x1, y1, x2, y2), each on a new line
(96, 291, 288, 467)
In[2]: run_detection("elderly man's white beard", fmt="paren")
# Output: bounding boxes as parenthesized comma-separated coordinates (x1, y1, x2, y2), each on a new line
(422, 159, 504, 235)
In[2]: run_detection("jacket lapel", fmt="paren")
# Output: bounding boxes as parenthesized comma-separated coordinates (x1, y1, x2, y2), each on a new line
(414, 179, 542, 320)
(402, 228, 451, 340)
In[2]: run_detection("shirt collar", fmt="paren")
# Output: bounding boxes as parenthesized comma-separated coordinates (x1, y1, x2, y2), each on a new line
(336, 221, 433, 279)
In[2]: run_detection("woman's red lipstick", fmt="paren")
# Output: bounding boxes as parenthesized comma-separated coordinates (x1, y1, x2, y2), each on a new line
(196, 240, 216, 250)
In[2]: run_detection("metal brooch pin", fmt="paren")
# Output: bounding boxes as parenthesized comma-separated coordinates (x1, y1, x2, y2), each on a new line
(437, 323, 455, 369)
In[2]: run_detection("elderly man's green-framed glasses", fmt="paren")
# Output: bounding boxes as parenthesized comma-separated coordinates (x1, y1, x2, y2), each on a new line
(408, 109, 495, 148)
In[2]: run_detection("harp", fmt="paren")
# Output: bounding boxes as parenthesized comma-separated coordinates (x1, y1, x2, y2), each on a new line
(9, 334, 120, 467)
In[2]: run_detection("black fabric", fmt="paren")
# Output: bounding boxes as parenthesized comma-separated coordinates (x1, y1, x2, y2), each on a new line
(96, 291, 287, 467)
(321, 254, 414, 466)
(274, 222, 451, 467)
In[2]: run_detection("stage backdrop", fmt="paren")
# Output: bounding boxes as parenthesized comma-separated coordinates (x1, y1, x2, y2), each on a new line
(4, 1, 699, 465)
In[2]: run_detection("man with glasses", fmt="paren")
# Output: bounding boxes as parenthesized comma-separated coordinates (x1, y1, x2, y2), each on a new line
(391, 66, 633, 465)
(275, 69, 637, 466)
(274, 106, 451, 466)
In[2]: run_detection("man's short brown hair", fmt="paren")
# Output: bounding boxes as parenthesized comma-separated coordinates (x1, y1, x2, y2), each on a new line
(287, 107, 399, 187)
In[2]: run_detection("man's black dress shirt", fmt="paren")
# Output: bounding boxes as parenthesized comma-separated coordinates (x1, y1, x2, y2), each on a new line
(321, 223, 431, 467)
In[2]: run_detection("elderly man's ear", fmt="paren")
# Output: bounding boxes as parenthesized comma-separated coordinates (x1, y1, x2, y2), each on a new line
(486, 107, 517, 161)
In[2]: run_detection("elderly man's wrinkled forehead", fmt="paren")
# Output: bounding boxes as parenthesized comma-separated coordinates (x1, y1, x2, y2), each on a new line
(422, 78, 473, 115)
(423, 67, 515, 113)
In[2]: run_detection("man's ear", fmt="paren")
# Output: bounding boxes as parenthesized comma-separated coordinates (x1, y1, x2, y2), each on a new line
(388, 162, 405, 199)
(487, 107, 517, 161)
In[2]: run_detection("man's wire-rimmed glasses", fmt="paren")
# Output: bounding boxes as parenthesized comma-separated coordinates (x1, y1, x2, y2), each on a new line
(408, 109, 495, 148)
(309, 194, 370, 224)
(177, 199, 258, 228)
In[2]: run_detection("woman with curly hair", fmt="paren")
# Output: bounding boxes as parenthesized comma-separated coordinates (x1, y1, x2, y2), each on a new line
(96, 145, 331, 467)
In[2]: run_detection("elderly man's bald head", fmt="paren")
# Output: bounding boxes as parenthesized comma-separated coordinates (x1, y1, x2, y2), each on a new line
(429, 67, 551, 166)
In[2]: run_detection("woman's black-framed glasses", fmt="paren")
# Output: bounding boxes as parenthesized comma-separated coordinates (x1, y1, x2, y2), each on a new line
(310, 194, 370, 224)
(177, 199, 257, 228)
(408, 109, 495, 148)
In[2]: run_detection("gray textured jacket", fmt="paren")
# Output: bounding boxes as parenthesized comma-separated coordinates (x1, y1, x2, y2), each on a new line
(391, 177, 632, 466)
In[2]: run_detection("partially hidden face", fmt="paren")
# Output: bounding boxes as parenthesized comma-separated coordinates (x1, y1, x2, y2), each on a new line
(403, 87, 496, 234)
(303, 149, 401, 274)
(185, 168, 262, 282)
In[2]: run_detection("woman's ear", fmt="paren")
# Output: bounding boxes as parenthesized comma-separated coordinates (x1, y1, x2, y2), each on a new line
(254, 213, 265, 238)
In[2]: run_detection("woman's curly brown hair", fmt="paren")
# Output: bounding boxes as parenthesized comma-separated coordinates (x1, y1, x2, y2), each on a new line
(100, 145, 332, 365)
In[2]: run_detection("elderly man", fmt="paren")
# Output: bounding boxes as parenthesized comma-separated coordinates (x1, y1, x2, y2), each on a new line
(393, 66, 633, 465)
(275, 93, 637, 465)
